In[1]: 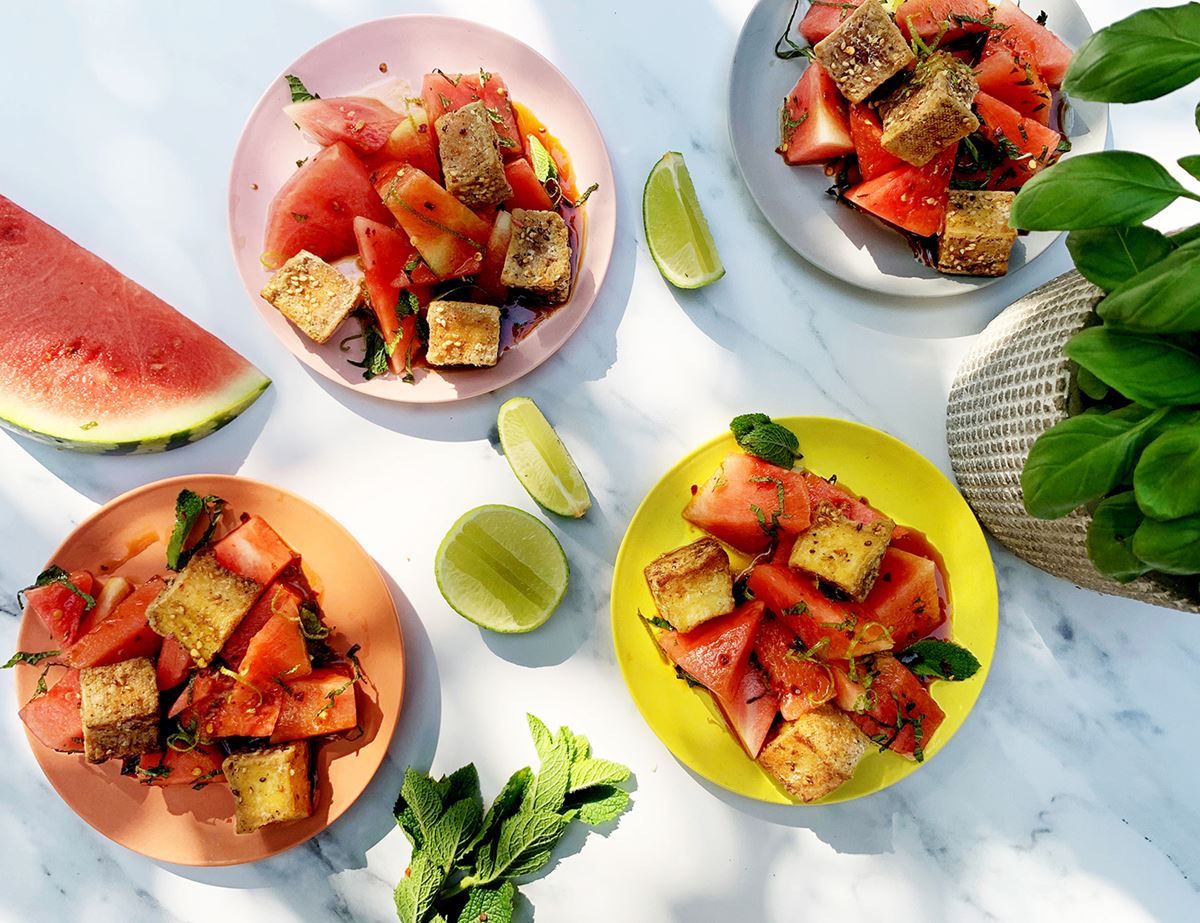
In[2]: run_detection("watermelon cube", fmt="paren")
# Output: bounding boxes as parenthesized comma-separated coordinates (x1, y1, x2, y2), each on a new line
(990, 0, 1074, 86)
(261, 141, 395, 269)
(860, 548, 947, 649)
(137, 745, 226, 787)
(976, 40, 1052, 126)
(18, 668, 83, 752)
(683, 453, 812, 555)
(849, 104, 904, 181)
(803, 473, 887, 525)
(503, 159, 555, 211)
(974, 92, 1063, 189)
(284, 96, 401, 155)
(421, 71, 522, 158)
(353, 216, 425, 378)
(65, 577, 165, 669)
(716, 666, 779, 759)
(212, 516, 296, 587)
(777, 63, 855, 166)
(24, 571, 96, 647)
(753, 616, 836, 720)
(798, 0, 865, 44)
(383, 105, 442, 182)
(842, 654, 945, 760)
(843, 143, 957, 238)
(379, 166, 490, 279)
(476, 211, 514, 301)
(656, 601, 765, 700)
(894, 0, 990, 44)
(239, 606, 313, 687)
(222, 582, 303, 669)
(747, 564, 893, 660)
(156, 634, 193, 691)
(270, 667, 357, 742)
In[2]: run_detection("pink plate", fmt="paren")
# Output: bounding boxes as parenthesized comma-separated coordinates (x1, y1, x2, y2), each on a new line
(228, 16, 615, 403)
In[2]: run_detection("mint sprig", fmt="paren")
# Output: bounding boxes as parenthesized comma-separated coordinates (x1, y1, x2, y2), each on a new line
(393, 715, 631, 923)
(730, 412, 802, 468)
(284, 74, 319, 104)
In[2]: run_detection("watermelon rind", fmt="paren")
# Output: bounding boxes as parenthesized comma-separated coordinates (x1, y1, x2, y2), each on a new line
(0, 366, 269, 455)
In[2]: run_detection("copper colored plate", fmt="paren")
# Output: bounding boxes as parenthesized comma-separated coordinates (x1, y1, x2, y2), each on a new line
(14, 475, 404, 865)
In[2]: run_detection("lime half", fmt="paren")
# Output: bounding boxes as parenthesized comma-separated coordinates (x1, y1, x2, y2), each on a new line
(643, 151, 725, 289)
(435, 505, 569, 633)
(497, 397, 592, 518)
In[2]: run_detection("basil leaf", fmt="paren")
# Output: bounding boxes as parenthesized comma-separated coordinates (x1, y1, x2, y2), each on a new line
(1096, 241, 1200, 332)
(1075, 366, 1110, 401)
(1086, 492, 1151, 583)
(1064, 327, 1200, 408)
(1063, 4, 1200, 104)
(1181, 155, 1200, 182)
(1011, 152, 1199, 231)
(1021, 408, 1167, 518)
(1132, 513, 1200, 575)
(1133, 428, 1200, 520)
(896, 639, 981, 681)
(1171, 223, 1200, 247)
(1066, 226, 1174, 293)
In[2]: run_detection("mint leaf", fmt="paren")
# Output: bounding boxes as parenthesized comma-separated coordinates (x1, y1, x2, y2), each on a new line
(394, 853, 445, 923)
(567, 758, 631, 793)
(567, 785, 631, 826)
(466, 767, 531, 856)
(527, 135, 557, 183)
(474, 807, 568, 884)
(425, 796, 482, 872)
(730, 413, 801, 468)
(455, 882, 515, 923)
(564, 730, 590, 762)
(18, 566, 96, 612)
(284, 74, 319, 103)
(435, 764, 481, 810)
(897, 639, 981, 681)
(730, 412, 771, 441)
(2, 650, 61, 669)
(166, 489, 225, 571)
(526, 715, 570, 814)
(395, 767, 446, 849)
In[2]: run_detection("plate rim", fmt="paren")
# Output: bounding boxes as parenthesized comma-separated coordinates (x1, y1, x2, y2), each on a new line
(609, 415, 999, 805)
(226, 13, 617, 404)
(15, 473, 405, 866)
(726, 0, 1109, 299)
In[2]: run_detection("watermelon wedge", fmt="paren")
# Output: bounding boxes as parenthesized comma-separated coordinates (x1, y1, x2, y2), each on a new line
(0, 196, 269, 453)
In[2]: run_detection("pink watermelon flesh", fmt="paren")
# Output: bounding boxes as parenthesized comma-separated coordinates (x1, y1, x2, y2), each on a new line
(0, 195, 269, 452)
(284, 96, 401, 154)
(717, 666, 779, 759)
(656, 601, 765, 701)
(261, 141, 394, 269)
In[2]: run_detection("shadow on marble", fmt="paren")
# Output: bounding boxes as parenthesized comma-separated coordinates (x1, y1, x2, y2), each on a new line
(0, 385, 275, 505)
(158, 571, 440, 888)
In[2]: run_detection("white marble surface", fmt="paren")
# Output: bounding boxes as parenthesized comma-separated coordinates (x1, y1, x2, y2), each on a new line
(2, 1, 1198, 920)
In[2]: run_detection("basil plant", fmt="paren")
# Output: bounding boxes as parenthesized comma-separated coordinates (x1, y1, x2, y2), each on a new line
(1012, 3, 1200, 590)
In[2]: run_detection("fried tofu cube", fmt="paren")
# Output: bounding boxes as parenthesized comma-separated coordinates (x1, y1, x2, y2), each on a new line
(814, 1, 915, 104)
(424, 300, 501, 367)
(788, 501, 894, 600)
(643, 538, 735, 633)
(500, 208, 571, 303)
(145, 552, 261, 668)
(435, 101, 513, 208)
(223, 741, 313, 834)
(758, 705, 868, 802)
(879, 52, 980, 166)
(259, 250, 363, 344)
(937, 189, 1019, 277)
(79, 657, 159, 763)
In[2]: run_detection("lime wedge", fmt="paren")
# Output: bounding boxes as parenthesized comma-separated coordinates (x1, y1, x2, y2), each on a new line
(497, 397, 592, 518)
(435, 505, 569, 633)
(643, 151, 725, 289)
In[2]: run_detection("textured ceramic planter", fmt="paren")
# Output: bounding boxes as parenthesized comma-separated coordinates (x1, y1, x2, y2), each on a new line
(946, 270, 1200, 614)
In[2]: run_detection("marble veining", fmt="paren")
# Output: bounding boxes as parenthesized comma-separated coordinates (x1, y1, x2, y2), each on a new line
(1, 1, 1198, 920)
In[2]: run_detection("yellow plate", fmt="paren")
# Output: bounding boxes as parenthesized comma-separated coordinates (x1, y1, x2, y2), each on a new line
(610, 417, 998, 804)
